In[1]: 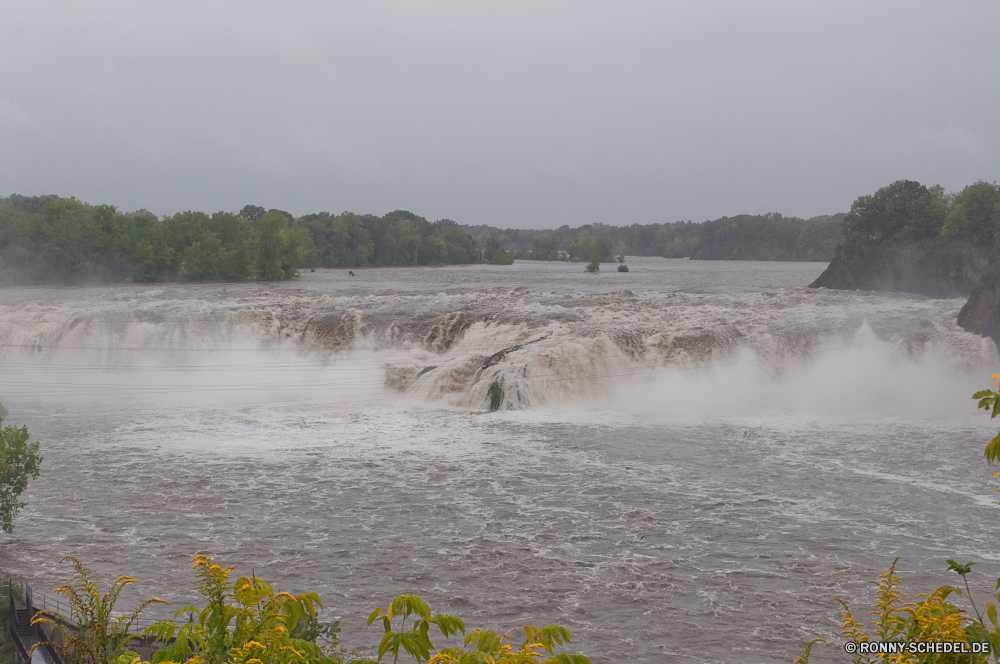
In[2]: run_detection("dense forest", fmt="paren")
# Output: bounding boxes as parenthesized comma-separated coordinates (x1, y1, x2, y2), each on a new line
(838, 179, 1000, 246)
(464, 212, 845, 263)
(0, 192, 851, 285)
(0, 197, 494, 285)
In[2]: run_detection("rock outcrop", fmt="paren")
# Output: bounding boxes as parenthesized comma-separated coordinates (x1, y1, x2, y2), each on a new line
(809, 240, 992, 298)
(957, 253, 1000, 345)
(811, 239, 1000, 350)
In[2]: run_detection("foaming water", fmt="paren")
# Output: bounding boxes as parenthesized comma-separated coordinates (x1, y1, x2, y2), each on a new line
(0, 259, 997, 664)
(614, 325, 986, 421)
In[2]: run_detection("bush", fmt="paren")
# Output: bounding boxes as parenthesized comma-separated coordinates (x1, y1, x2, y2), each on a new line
(796, 557, 998, 663)
(30, 556, 592, 664)
(32, 556, 168, 664)
(617, 264, 628, 272)
(356, 594, 590, 664)
(489, 247, 514, 265)
(146, 555, 334, 664)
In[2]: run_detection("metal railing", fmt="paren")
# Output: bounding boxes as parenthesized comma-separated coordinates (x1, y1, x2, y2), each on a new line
(2, 576, 162, 635)
(4, 577, 64, 664)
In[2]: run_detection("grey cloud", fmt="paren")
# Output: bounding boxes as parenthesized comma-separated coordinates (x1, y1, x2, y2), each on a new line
(1, 0, 997, 227)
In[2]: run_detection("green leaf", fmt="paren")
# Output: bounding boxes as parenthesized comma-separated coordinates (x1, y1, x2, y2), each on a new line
(987, 602, 998, 629)
(400, 633, 421, 660)
(966, 623, 991, 647)
(433, 614, 465, 638)
(377, 631, 393, 662)
(946, 559, 976, 576)
(367, 607, 384, 627)
(985, 432, 1000, 465)
(543, 655, 592, 664)
(407, 594, 431, 620)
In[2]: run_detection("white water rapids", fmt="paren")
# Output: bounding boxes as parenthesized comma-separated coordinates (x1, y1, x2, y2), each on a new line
(0, 257, 998, 663)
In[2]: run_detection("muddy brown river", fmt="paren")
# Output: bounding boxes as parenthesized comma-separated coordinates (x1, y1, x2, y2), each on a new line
(0, 258, 997, 663)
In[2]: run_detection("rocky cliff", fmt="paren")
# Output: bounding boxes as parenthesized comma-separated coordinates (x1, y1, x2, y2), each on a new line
(957, 253, 1000, 345)
(810, 239, 1000, 349)
(809, 240, 992, 298)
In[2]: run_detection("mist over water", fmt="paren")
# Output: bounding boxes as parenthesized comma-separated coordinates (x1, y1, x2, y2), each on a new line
(1, 258, 997, 663)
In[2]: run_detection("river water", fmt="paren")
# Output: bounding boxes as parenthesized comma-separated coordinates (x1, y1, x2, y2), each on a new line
(0, 257, 998, 663)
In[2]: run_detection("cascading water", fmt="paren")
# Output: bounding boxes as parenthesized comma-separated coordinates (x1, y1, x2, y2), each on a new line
(0, 258, 997, 664)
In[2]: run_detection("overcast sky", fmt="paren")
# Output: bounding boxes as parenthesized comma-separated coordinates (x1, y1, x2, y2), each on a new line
(1, 1, 998, 228)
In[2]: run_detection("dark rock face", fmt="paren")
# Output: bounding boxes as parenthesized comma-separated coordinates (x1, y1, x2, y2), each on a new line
(958, 251, 1000, 345)
(958, 282, 1000, 341)
(809, 240, 992, 298)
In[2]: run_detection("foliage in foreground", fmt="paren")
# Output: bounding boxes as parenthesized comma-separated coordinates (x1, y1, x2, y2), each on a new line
(32, 556, 168, 664)
(145, 555, 336, 664)
(973, 374, 1000, 483)
(34, 554, 589, 664)
(797, 374, 1000, 662)
(356, 594, 588, 664)
(0, 414, 42, 533)
(825, 557, 1000, 663)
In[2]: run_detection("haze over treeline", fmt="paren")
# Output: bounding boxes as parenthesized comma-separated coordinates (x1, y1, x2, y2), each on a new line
(0, 193, 842, 285)
(0, 197, 486, 284)
(464, 213, 844, 262)
(3, 175, 998, 285)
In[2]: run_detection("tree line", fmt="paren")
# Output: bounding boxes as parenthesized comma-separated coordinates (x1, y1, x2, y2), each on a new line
(11, 179, 987, 286)
(463, 212, 845, 263)
(0, 197, 494, 285)
(466, 178, 1000, 263)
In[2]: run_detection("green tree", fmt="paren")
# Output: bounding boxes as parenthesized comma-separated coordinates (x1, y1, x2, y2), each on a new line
(942, 180, 1000, 244)
(482, 238, 501, 262)
(178, 234, 224, 282)
(841, 180, 947, 243)
(256, 211, 293, 280)
(594, 236, 613, 262)
(238, 205, 267, 222)
(565, 235, 593, 262)
(0, 415, 43, 533)
(421, 236, 448, 265)
(532, 235, 560, 261)
(490, 247, 514, 265)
